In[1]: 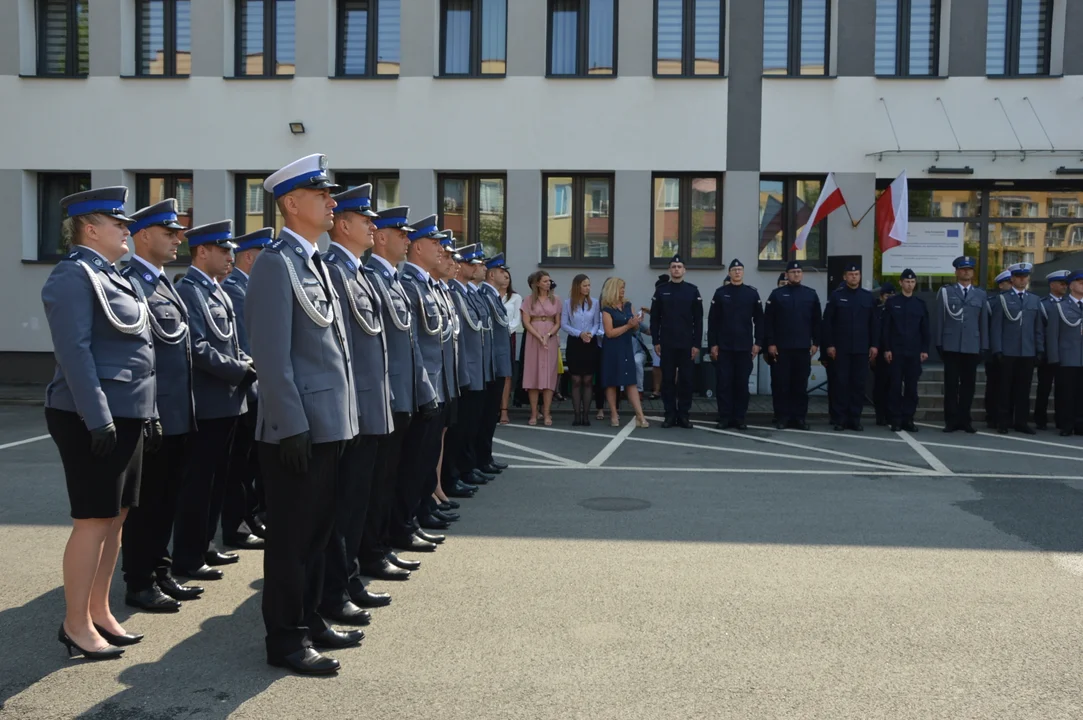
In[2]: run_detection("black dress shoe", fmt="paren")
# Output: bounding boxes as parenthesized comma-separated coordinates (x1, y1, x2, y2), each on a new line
(902, 421, 918, 432)
(321, 602, 371, 626)
(998, 426, 1010, 434)
(661, 417, 676, 428)
(773, 421, 786, 430)
(311, 628, 364, 650)
(204, 551, 239, 566)
(1015, 425, 1037, 435)
(358, 558, 411, 580)
(489, 460, 509, 470)
(268, 647, 340, 675)
(734, 422, 748, 430)
(223, 533, 265, 550)
(442, 500, 461, 510)
(715, 421, 728, 430)
(834, 424, 845, 432)
(245, 516, 268, 540)
(1035, 422, 1047, 430)
(1060, 429, 1073, 437)
(387, 552, 421, 570)
(794, 422, 810, 431)
(432, 509, 460, 522)
(125, 586, 181, 613)
(962, 424, 977, 434)
(471, 469, 495, 483)
(418, 515, 450, 531)
(942, 425, 957, 433)
(447, 486, 476, 499)
(889, 424, 900, 432)
(93, 623, 143, 646)
(677, 417, 693, 429)
(480, 464, 503, 475)
(415, 528, 445, 544)
(850, 423, 864, 432)
(175, 564, 223, 581)
(391, 535, 437, 553)
(157, 576, 204, 601)
(351, 588, 392, 608)
(57, 625, 124, 660)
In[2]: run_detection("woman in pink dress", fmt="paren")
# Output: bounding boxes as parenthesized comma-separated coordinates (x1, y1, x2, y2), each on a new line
(520, 271, 562, 425)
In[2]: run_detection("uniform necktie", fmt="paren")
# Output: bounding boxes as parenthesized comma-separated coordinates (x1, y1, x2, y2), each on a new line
(1078, 301, 1082, 313)
(962, 287, 968, 300)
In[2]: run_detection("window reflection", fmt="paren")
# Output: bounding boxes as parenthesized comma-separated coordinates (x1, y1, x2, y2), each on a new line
(546, 176, 573, 258)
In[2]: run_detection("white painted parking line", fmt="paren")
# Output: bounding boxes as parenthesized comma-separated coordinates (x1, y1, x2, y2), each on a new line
(0, 434, 50, 451)
(493, 452, 566, 465)
(918, 440, 1083, 463)
(896, 430, 954, 475)
(492, 437, 585, 467)
(587, 419, 637, 467)
(504, 464, 932, 476)
(745, 424, 906, 443)
(914, 421, 1083, 450)
(500, 424, 616, 440)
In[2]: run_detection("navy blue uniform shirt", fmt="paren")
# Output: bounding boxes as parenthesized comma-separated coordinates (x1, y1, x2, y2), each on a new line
(764, 283, 821, 350)
(650, 280, 703, 348)
(707, 283, 763, 351)
(822, 285, 878, 353)
(881, 293, 930, 356)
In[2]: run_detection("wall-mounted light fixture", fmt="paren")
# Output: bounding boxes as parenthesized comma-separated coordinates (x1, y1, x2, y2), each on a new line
(289, 122, 306, 135)
(1055, 166, 1083, 175)
(926, 166, 974, 175)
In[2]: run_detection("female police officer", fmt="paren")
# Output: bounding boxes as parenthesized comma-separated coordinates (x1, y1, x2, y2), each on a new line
(42, 187, 161, 659)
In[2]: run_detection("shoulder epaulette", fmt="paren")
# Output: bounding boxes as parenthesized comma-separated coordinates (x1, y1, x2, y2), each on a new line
(224, 277, 237, 285)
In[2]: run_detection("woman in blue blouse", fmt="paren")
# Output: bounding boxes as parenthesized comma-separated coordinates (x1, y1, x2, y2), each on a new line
(561, 274, 602, 426)
(600, 277, 649, 428)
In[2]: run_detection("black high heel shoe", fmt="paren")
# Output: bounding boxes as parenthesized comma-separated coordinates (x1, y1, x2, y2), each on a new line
(93, 623, 144, 646)
(57, 624, 124, 660)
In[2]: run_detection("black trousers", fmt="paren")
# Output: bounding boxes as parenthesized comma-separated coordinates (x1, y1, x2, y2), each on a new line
(358, 412, 410, 567)
(441, 402, 463, 492)
(887, 355, 922, 424)
(1054, 366, 1083, 433)
(122, 433, 189, 590)
(998, 355, 1036, 430)
(476, 379, 505, 467)
(389, 410, 444, 544)
(455, 390, 485, 476)
(715, 350, 752, 423)
(774, 349, 811, 423)
(830, 352, 868, 426)
(173, 416, 237, 570)
(821, 356, 837, 424)
(872, 357, 891, 424)
(222, 405, 261, 540)
(1034, 361, 1056, 427)
(766, 357, 781, 420)
(984, 358, 1002, 426)
(260, 440, 342, 658)
(942, 351, 980, 429)
(321, 434, 379, 611)
(661, 345, 694, 419)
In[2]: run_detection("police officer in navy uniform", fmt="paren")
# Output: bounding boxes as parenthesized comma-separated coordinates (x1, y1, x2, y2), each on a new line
(990, 262, 1044, 434)
(1045, 269, 1083, 436)
(881, 269, 929, 431)
(765, 272, 787, 425)
(935, 256, 988, 433)
(822, 262, 878, 431)
(650, 254, 703, 428)
(764, 261, 822, 430)
(1035, 269, 1070, 429)
(479, 253, 513, 471)
(707, 258, 763, 430)
(220, 227, 273, 549)
(119, 199, 203, 613)
(44, 186, 159, 659)
(983, 269, 1013, 428)
(871, 282, 895, 426)
(173, 220, 256, 580)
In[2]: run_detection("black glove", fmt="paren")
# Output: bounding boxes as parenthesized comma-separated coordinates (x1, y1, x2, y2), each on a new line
(418, 399, 441, 421)
(279, 431, 312, 474)
(144, 420, 163, 454)
(238, 367, 258, 391)
(89, 422, 117, 457)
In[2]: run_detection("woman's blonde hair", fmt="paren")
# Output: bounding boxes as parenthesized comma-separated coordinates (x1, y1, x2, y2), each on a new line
(600, 276, 625, 309)
(60, 213, 103, 251)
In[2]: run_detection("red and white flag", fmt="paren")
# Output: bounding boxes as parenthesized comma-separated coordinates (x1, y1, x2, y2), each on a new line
(794, 172, 846, 251)
(876, 171, 909, 253)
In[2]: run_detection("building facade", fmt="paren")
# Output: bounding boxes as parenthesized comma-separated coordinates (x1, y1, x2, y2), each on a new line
(2, 0, 1082, 382)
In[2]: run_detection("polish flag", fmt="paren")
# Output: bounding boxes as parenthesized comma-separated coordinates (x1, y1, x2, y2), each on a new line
(876, 171, 909, 253)
(794, 173, 846, 251)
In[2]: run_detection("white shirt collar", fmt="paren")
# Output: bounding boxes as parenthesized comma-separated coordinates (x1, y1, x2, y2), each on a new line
(130, 254, 162, 278)
(403, 262, 431, 284)
(282, 227, 317, 259)
(440, 280, 450, 289)
(328, 242, 361, 269)
(958, 283, 972, 291)
(190, 265, 218, 288)
(454, 279, 469, 292)
(234, 267, 249, 280)
(74, 245, 115, 271)
(371, 253, 398, 276)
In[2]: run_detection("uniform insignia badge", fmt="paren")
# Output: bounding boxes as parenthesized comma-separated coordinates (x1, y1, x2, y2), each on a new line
(143, 273, 153, 283)
(327, 253, 336, 263)
(92, 257, 104, 268)
(225, 277, 236, 284)
(383, 270, 390, 278)
(200, 279, 209, 287)
(346, 261, 356, 272)
(293, 245, 304, 255)
(67, 251, 79, 259)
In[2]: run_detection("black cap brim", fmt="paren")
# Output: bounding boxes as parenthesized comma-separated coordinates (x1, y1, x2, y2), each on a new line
(164, 220, 185, 230)
(108, 210, 134, 223)
(293, 177, 342, 193)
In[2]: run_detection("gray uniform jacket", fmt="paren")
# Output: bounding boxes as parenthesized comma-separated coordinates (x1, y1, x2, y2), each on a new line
(222, 267, 259, 405)
(1046, 297, 1083, 368)
(451, 281, 485, 391)
(934, 284, 989, 355)
(400, 264, 451, 404)
(366, 256, 437, 414)
(42, 246, 157, 429)
(324, 246, 393, 436)
(469, 284, 496, 383)
(989, 290, 1044, 357)
(121, 255, 195, 436)
(176, 268, 249, 420)
(481, 283, 513, 379)
(434, 282, 459, 401)
(245, 232, 358, 444)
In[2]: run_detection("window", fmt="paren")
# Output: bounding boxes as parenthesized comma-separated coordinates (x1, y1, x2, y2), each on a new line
(986, 0, 1052, 76)
(441, 0, 507, 76)
(757, 176, 828, 267)
(547, 0, 617, 77)
(236, 0, 295, 77)
(874, 0, 939, 76)
(38, 172, 91, 260)
(136, 174, 194, 262)
(651, 174, 722, 265)
(542, 174, 614, 265)
(336, 0, 401, 76)
(333, 172, 400, 211)
(655, 0, 724, 76)
(136, 0, 191, 76)
(763, 0, 830, 76)
(234, 174, 285, 236)
(37, 0, 89, 77)
(437, 174, 507, 258)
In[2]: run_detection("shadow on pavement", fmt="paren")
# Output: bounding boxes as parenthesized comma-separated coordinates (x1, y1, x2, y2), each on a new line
(0, 586, 70, 712)
(956, 478, 1083, 553)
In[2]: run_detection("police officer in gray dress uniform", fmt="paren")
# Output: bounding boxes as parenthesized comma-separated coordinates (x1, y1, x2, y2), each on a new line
(448, 246, 491, 488)
(934, 256, 988, 433)
(989, 262, 1044, 434)
(173, 220, 255, 580)
(1044, 270, 1083, 436)
(433, 236, 472, 508)
(246, 154, 361, 675)
(1035, 270, 1070, 429)
(321, 184, 394, 615)
(119, 199, 203, 613)
(44, 186, 159, 659)
(477, 253, 513, 475)
(983, 269, 1013, 428)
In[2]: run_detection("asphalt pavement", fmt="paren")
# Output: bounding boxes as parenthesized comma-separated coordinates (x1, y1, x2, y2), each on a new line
(1, 405, 1082, 719)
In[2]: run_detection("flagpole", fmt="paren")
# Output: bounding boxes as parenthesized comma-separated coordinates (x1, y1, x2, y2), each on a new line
(849, 200, 877, 228)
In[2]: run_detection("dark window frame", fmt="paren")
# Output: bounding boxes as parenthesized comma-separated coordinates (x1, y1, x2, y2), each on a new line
(234, 173, 277, 231)
(135, 0, 190, 77)
(235, 0, 293, 78)
(541, 172, 615, 267)
(649, 173, 724, 267)
(652, 0, 725, 78)
(333, 171, 401, 209)
(436, 173, 508, 257)
(335, 0, 400, 78)
(878, 0, 940, 77)
(37, 0, 89, 77)
(438, 0, 508, 77)
(988, 0, 1053, 77)
(764, 0, 831, 77)
(37, 172, 92, 261)
(757, 175, 830, 270)
(545, 0, 619, 78)
(135, 172, 194, 265)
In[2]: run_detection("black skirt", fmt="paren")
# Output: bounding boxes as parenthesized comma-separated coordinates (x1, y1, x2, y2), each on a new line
(46, 409, 144, 519)
(565, 336, 600, 376)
